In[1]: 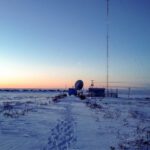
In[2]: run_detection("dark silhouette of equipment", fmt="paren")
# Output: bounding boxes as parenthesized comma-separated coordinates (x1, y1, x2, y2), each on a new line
(67, 80, 85, 100)
(75, 80, 84, 91)
(89, 88, 105, 97)
(91, 80, 94, 87)
(68, 88, 77, 96)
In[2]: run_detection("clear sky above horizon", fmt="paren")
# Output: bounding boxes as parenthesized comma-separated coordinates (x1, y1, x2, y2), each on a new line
(0, 0, 150, 89)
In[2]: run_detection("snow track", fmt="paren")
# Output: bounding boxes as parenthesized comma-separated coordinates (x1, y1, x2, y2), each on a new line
(44, 103, 77, 150)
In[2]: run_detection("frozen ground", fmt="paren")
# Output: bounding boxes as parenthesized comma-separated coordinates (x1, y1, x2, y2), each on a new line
(0, 92, 150, 150)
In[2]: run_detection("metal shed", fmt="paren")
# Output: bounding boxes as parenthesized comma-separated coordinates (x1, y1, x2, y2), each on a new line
(89, 88, 105, 97)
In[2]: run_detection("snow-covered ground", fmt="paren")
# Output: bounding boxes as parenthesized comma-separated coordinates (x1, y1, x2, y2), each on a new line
(0, 92, 150, 150)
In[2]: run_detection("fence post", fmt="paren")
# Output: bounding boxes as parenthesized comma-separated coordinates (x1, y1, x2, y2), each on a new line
(128, 87, 131, 99)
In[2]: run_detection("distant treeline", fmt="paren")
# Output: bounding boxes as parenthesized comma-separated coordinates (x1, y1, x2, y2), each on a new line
(0, 89, 66, 92)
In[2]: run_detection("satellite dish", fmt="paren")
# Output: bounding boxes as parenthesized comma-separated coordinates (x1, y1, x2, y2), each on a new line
(75, 80, 84, 90)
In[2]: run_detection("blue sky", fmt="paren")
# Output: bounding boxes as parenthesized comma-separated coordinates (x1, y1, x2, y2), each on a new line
(0, 0, 150, 88)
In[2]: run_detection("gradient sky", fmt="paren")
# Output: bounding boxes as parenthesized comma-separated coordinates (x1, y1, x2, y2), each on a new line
(0, 0, 150, 88)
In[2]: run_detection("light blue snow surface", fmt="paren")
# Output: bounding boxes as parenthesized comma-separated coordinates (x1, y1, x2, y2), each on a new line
(0, 92, 150, 150)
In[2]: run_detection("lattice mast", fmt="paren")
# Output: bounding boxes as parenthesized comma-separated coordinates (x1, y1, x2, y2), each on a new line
(106, 0, 109, 96)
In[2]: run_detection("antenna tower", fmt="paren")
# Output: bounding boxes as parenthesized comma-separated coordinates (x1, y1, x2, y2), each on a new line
(91, 80, 94, 88)
(106, 0, 109, 96)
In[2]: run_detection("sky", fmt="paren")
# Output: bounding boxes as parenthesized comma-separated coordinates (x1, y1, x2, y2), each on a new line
(0, 0, 150, 89)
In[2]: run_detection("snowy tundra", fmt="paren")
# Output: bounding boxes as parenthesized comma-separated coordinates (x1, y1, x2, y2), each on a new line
(0, 92, 150, 150)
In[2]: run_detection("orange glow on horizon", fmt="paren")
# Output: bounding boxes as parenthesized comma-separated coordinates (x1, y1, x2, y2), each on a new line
(0, 77, 89, 89)
(0, 78, 71, 89)
(0, 79, 139, 89)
